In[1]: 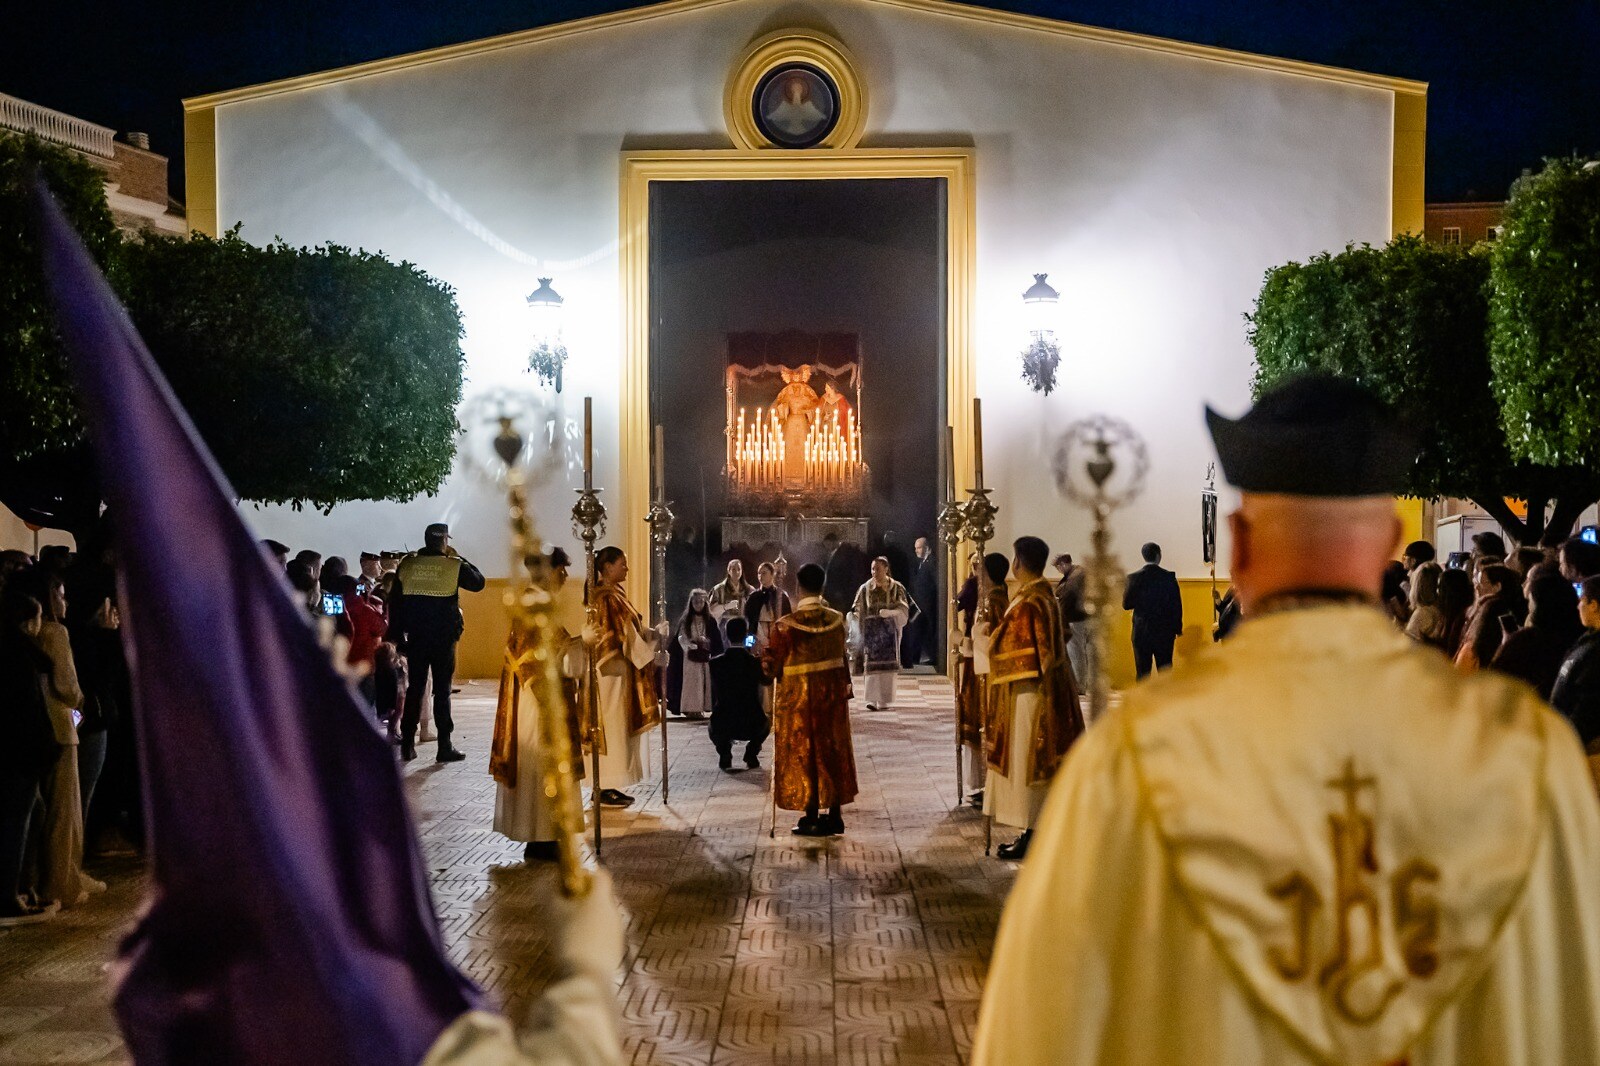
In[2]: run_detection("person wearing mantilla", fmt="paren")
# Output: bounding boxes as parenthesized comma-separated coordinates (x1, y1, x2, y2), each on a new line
(852, 557, 912, 710)
(766, 563, 858, 836)
(973, 374, 1600, 1065)
(491, 548, 587, 863)
(581, 546, 666, 808)
(982, 538, 1081, 861)
(957, 552, 1010, 808)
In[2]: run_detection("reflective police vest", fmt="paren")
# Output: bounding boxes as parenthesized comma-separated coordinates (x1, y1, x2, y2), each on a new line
(396, 553, 462, 598)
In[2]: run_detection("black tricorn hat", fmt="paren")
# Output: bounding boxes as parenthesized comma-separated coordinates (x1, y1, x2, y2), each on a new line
(1206, 373, 1417, 497)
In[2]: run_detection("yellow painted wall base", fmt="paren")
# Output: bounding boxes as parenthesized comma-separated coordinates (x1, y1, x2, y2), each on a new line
(1096, 578, 1225, 689)
(457, 578, 512, 680)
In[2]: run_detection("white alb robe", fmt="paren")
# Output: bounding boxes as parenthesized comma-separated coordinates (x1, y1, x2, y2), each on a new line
(973, 605, 1600, 1065)
(981, 680, 1047, 831)
(595, 625, 656, 790)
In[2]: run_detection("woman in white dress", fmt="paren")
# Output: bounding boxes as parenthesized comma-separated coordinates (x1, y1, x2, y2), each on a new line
(673, 590, 721, 719)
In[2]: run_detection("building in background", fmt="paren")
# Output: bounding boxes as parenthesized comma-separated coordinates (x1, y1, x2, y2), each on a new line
(1, 91, 185, 236)
(1425, 200, 1504, 246)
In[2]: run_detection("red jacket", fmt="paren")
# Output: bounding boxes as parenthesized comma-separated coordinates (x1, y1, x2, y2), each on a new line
(339, 594, 388, 669)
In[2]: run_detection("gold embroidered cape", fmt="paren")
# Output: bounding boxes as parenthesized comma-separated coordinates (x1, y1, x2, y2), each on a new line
(959, 585, 1009, 747)
(972, 605, 1600, 1066)
(984, 578, 1083, 783)
(489, 619, 583, 789)
(592, 582, 661, 750)
(765, 601, 858, 811)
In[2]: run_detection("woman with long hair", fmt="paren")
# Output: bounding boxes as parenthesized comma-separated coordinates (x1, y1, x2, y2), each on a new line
(1404, 561, 1445, 644)
(1492, 574, 1585, 700)
(1435, 566, 1474, 657)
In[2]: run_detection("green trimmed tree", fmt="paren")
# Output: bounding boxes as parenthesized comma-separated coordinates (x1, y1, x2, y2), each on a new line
(1489, 157, 1600, 528)
(1247, 234, 1600, 546)
(117, 231, 465, 511)
(0, 130, 465, 531)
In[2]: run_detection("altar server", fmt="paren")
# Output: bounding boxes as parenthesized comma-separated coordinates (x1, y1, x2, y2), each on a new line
(958, 552, 1010, 806)
(982, 538, 1082, 861)
(852, 557, 911, 710)
(973, 374, 1600, 1065)
(766, 564, 858, 836)
(491, 548, 587, 862)
(583, 547, 664, 808)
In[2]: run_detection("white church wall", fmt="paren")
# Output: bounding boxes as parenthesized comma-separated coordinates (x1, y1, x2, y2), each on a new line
(211, 0, 1395, 581)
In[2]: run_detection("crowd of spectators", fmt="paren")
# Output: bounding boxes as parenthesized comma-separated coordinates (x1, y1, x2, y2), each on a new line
(1391, 531, 1600, 756)
(262, 539, 417, 743)
(0, 536, 127, 926)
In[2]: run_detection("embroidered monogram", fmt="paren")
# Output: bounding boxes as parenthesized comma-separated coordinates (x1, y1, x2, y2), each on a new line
(1267, 758, 1439, 1025)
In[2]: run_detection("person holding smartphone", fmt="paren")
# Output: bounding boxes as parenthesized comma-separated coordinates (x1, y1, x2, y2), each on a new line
(708, 617, 767, 772)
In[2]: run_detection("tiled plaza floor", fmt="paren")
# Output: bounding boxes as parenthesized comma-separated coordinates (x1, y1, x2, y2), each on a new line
(0, 671, 1016, 1065)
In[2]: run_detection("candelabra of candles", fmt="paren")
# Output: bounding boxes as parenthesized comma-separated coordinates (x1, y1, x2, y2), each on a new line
(728, 404, 867, 505)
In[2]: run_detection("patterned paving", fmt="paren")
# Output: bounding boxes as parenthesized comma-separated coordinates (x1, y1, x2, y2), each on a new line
(0, 671, 1015, 1065)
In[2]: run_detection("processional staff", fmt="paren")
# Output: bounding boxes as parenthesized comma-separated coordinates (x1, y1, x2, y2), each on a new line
(495, 416, 591, 897)
(572, 397, 607, 857)
(962, 398, 1000, 854)
(647, 423, 674, 804)
(1052, 415, 1149, 726)
(936, 425, 968, 804)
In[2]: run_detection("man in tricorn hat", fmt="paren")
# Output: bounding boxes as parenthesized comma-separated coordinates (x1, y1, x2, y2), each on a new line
(973, 374, 1600, 1064)
(389, 522, 486, 763)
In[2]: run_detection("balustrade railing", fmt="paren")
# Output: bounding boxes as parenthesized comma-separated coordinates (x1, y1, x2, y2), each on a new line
(0, 93, 115, 158)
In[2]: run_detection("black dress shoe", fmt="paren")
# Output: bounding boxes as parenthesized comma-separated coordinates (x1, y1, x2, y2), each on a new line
(523, 840, 560, 862)
(996, 830, 1033, 861)
(436, 746, 466, 763)
(968, 790, 984, 808)
(821, 811, 845, 836)
(400, 740, 417, 762)
(744, 753, 761, 770)
(718, 752, 734, 772)
(791, 816, 827, 837)
(599, 788, 636, 807)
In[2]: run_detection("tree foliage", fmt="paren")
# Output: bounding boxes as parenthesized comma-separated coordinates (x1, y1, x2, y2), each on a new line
(1489, 157, 1600, 469)
(119, 232, 464, 510)
(0, 130, 466, 526)
(0, 134, 120, 464)
(1247, 234, 1599, 546)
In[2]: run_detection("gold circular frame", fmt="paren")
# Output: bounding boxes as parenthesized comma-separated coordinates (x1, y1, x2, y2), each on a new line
(724, 30, 867, 150)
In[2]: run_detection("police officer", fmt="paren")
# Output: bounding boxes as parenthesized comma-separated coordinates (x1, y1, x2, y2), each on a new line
(391, 522, 485, 762)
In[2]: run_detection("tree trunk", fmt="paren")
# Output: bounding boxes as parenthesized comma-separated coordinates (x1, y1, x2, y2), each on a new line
(1475, 496, 1531, 549)
(1544, 496, 1596, 547)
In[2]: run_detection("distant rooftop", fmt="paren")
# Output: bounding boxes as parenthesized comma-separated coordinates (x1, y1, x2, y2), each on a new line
(0, 91, 116, 158)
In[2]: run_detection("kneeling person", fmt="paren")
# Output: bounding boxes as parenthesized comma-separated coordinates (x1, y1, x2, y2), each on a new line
(983, 535, 1084, 861)
(766, 563, 858, 836)
(709, 617, 770, 772)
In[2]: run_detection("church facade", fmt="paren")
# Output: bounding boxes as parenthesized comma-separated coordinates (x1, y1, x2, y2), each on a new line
(184, 0, 1424, 679)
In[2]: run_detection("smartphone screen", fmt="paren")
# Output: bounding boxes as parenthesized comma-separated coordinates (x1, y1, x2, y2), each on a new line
(745, 635, 756, 648)
(322, 592, 346, 616)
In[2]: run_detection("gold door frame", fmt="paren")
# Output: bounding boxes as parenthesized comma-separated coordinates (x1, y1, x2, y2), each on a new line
(618, 149, 976, 600)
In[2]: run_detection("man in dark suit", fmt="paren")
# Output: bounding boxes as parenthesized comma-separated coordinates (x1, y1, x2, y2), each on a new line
(1123, 542, 1182, 679)
(904, 535, 939, 667)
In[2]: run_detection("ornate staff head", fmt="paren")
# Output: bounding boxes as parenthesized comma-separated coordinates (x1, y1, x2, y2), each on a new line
(1051, 415, 1148, 721)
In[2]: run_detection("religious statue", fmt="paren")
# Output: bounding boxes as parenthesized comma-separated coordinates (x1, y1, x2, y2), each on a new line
(771, 365, 820, 489)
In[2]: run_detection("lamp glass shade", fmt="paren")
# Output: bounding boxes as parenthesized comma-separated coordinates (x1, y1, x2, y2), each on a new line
(1021, 273, 1059, 336)
(526, 277, 564, 340)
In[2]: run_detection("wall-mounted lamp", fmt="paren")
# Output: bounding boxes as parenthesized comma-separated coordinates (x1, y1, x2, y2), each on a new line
(1020, 273, 1061, 396)
(525, 277, 567, 392)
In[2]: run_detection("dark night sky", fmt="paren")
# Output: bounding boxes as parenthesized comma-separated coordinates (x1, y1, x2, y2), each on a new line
(5, 1, 1596, 203)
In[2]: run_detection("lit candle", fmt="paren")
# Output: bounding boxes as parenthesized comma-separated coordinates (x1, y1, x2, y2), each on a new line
(653, 424, 665, 504)
(945, 425, 955, 500)
(583, 396, 593, 492)
(973, 397, 985, 491)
